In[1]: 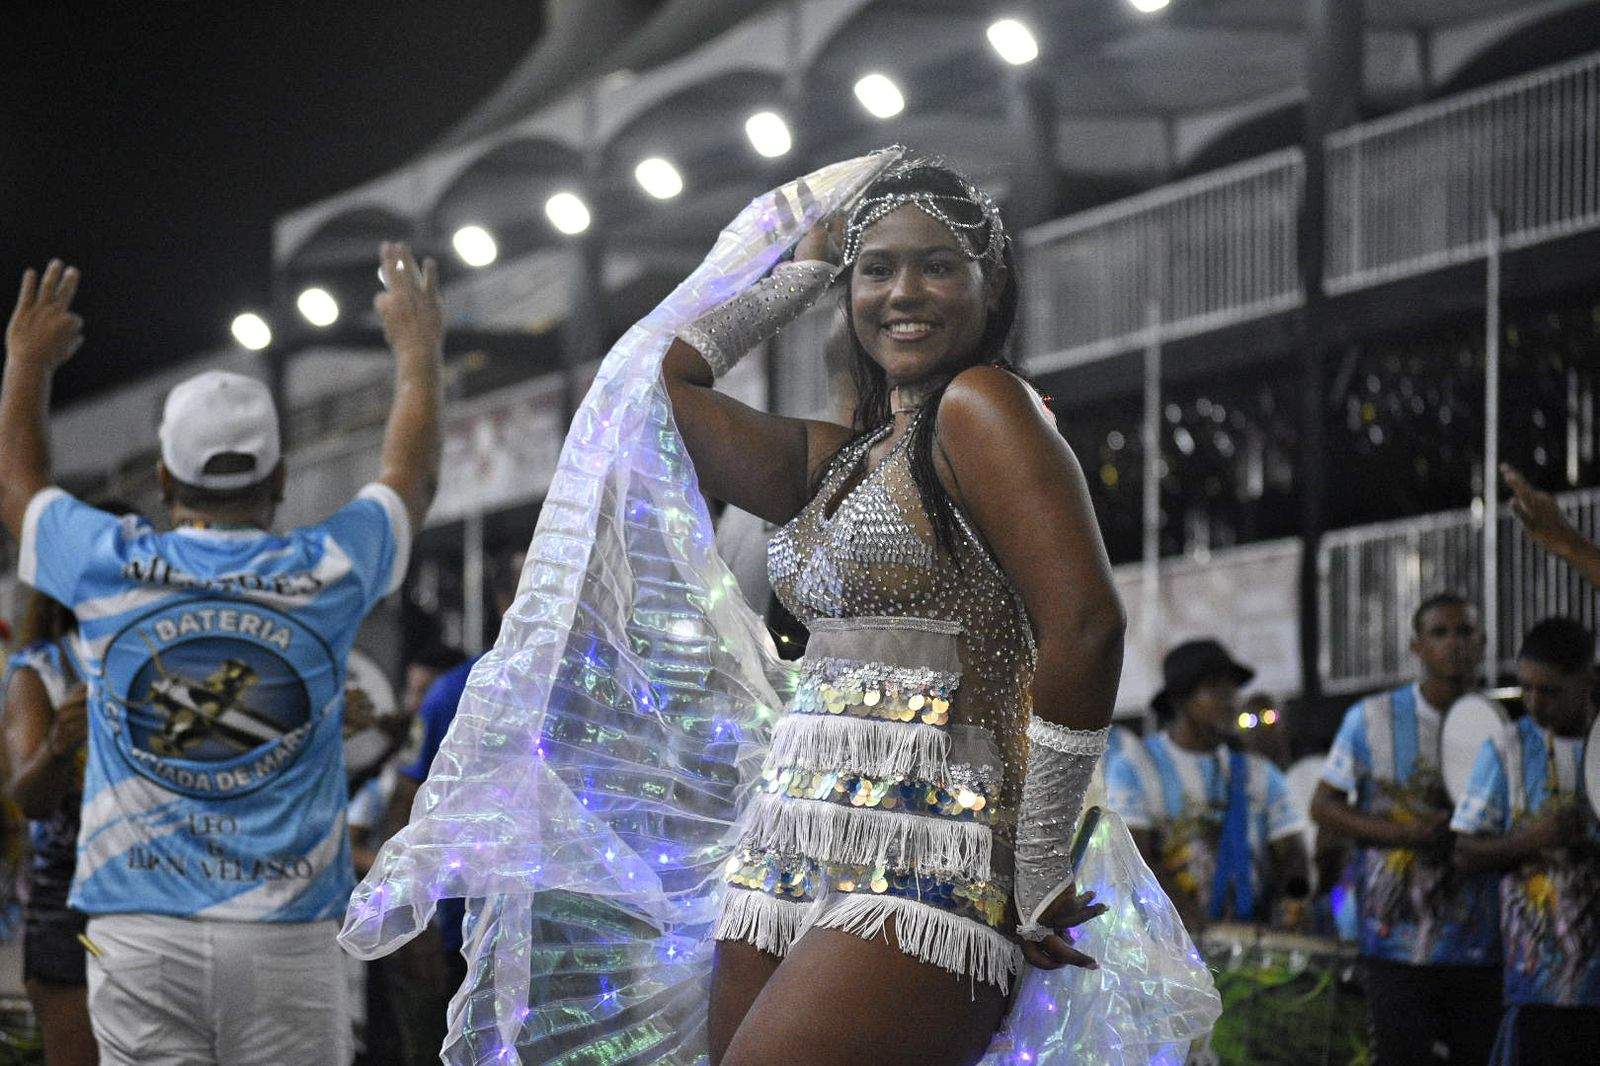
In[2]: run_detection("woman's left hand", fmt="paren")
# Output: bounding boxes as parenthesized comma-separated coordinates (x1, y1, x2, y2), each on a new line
(1020, 886, 1108, 970)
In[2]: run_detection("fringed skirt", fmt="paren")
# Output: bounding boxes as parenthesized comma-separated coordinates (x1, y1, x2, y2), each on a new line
(712, 616, 1023, 990)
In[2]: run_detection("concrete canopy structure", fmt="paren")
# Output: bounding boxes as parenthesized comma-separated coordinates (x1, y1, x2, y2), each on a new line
(275, 0, 1587, 343)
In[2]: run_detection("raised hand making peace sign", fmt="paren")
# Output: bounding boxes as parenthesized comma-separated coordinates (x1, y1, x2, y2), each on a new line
(7, 259, 84, 371)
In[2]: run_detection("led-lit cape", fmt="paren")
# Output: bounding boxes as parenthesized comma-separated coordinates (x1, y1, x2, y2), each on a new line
(984, 774, 1222, 1065)
(340, 150, 1220, 1064)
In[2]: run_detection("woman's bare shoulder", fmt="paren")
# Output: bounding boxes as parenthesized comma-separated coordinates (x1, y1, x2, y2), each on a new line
(935, 365, 1058, 454)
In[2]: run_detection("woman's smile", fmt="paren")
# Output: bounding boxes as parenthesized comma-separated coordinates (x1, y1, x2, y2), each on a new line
(882, 319, 940, 343)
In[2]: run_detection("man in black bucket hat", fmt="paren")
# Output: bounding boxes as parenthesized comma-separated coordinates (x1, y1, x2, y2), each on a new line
(1106, 639, 1309, 932)
(1149, 640, 1255, 724)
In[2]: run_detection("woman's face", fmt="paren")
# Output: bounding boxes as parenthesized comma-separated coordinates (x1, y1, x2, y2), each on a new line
(849, 204, 994, 387)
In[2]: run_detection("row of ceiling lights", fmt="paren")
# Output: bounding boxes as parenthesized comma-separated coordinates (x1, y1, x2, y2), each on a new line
(235, 6, 1170, 349)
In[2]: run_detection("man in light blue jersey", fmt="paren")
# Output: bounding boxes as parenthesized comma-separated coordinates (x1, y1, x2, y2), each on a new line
(1311, 592, 1502, 1065)
(1453, 618, 1600, 1063)
(1106, 639, 1309, 933)
(0, 245, 443, 1065)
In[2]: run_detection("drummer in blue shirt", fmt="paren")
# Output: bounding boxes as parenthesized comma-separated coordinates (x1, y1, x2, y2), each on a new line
(1310, 592, 1503, 1065)
(1105, 640, 1310, 932)
(1452, 617, 1600, 1063)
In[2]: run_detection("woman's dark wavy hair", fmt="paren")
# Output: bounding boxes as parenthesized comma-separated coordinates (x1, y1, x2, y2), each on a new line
(820, 160, 1025, 558)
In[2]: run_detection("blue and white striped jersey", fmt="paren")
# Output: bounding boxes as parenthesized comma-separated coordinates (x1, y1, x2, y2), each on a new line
(18, 484, 409, 922)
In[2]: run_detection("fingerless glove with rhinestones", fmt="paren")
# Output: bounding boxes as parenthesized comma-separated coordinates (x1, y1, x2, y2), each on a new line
(675, 260, 840, 377)
(1014, 717, 1109, 941)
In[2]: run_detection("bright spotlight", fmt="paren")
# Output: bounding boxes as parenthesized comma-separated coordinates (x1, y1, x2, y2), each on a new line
(635, 157, 684, 200)
(295, 287, 339, 328)
(987, 19, 1039, 65)
(744, 111, 793, 158)
(452, 225, 499, 267)
(1128, 0, 1171, 12)
(231, 312, 273, 351)
(544, 192, 592, 236)
(853, 73, 905, 119)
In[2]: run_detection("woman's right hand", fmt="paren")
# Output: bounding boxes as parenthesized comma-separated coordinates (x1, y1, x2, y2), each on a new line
(793, 214, 844, 266)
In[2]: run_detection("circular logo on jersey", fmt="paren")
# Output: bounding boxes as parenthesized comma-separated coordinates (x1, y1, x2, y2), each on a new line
(104, 600, 337, 799)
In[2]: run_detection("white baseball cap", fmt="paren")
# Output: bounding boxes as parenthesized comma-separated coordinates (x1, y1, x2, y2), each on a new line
(158, 371, 281, 490)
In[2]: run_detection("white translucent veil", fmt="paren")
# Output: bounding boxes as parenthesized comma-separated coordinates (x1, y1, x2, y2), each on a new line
(341, 152, 898, 1063)
(341, 149, 1220, 1065)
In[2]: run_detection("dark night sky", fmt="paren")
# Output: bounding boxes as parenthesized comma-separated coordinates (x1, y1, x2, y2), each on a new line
(3, 4, 545, 407)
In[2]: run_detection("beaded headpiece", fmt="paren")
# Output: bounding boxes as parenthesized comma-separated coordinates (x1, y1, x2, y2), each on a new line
(841, 154, 1008, 268)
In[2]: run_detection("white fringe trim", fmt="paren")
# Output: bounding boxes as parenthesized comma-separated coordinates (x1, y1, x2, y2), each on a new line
(714, 888, 811, 957)
(744, 793, 993, 879)
(807, 893, 1023, 993)
(767, 713, 953, 782)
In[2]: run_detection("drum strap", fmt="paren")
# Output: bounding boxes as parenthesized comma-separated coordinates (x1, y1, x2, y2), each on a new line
(1122, 734, 1167, 821)
(1521, 725, 1577, 813)
(1363, 685, 1437, 792)
(1211, 747, 1257, 921)
(1146, 734, 1211, 821)
(1363, 689, 1399, 788)
(1506, 722, 1531, 820)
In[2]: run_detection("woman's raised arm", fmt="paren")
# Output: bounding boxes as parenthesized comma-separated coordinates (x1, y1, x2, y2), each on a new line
(663, 337, 852, 525)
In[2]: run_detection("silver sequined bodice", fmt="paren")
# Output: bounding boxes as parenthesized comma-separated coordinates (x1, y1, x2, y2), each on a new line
(768, 419, 1038, 834)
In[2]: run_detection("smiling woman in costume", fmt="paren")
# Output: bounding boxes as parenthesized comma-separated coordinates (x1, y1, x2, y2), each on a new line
(343, 150, 1217, 1066)
(667, 156, 1127, 1063)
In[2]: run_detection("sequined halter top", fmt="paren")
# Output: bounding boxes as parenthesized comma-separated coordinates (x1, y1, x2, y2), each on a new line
(767, 414, 1039, 837)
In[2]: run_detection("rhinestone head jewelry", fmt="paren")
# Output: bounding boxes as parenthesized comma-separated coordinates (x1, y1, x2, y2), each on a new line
(841, 154, 1009, 269)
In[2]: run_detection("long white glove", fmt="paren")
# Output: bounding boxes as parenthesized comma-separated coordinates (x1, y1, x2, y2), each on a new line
(1013, 717, 1109, 942)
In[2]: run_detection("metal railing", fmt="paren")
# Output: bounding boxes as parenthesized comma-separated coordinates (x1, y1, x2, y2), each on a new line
(1326, 49, 1600, 293)
(1320, 487, 1600, 695)
(274, 371, 568, 533)
(1022, 149, 1304, 372)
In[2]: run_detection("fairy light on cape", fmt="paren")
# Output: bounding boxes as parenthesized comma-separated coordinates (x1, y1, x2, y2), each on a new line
(840, 156, 1009, 269)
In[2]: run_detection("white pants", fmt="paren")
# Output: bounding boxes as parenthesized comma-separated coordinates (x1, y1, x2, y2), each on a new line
(84, 914, 353, 1066)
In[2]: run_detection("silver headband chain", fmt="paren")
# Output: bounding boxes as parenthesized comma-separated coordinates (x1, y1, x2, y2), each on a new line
(841, 157, 1008, 268)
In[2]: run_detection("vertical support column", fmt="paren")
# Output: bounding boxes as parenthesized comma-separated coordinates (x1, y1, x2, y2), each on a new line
(1003, 69, 1059, 231)
(563, 85, 607, 428)
(781, 0, 809, 166)
(563, 235, 605, 425)
(1002, 3, 1059, 365)
(1297, 0, 1365, 707)
(1142, 300, 1163, 662)
(1484, 211, 1502, 681)
(463, 510, 485, 655)
(264, 347, 290, 457)
(766, 1, 809, 419)
(265, 258, 292, 456)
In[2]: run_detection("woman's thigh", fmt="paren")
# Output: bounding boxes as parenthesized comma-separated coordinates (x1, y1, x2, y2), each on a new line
(720, 923, 1011, 1066)
(709, 938, 783, 1065)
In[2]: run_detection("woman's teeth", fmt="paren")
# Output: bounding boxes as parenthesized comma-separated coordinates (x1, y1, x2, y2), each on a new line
(886, 322, 935, 340)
